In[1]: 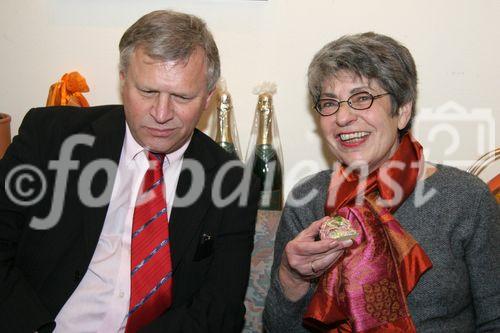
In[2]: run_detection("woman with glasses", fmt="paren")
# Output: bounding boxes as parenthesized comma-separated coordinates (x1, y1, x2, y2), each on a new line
(263, 32, 499, 332)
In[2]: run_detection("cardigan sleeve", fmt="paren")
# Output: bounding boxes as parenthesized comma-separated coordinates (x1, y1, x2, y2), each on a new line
(263, 172, 330, 333)
(464, 186, 500, 332)
(263, 203, 317, 333)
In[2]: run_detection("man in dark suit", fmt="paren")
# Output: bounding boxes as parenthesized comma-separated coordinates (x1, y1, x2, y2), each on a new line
(0, 10, 259, 333)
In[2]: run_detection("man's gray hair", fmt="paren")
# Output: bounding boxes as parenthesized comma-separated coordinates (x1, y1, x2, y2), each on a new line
(119, 10, 220, 91)
(308, 32, 417, 135)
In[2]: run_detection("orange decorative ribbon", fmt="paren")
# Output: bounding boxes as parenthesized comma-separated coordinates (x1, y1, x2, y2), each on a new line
(304, 134, 433, 332)
(488, 174, 500, 204)
(46, 71, 90, 107)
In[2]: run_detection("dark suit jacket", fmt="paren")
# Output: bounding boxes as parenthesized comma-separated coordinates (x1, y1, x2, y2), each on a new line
(0, 105, 259, 332)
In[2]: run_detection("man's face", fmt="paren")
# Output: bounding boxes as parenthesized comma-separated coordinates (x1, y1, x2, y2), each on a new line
(120, 47, 214, 153)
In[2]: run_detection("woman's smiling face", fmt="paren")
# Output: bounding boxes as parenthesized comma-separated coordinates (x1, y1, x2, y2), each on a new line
(319, 70, 411, 172)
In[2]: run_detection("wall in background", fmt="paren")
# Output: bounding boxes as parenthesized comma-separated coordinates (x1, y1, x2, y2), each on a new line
(1, 0, 498, 195)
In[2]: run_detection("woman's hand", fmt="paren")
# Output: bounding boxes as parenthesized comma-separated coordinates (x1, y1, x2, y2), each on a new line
(278, 217, 353, 301)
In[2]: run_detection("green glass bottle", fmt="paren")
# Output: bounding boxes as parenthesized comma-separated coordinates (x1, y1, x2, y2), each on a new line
(215, 92, 239, 159)
(251, 93, 283, 210)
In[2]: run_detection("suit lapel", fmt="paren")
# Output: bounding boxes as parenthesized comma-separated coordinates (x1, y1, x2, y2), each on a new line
(79, 106, 126, 261)
(169, 129, 217, 271)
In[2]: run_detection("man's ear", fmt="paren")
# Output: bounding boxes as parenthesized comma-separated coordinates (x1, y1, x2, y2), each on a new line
(203, 88, 216, 110)
(397, 102, 412, 130)
(119, 71, 126, 91)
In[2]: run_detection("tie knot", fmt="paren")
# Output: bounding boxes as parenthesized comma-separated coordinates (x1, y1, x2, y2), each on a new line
(147, 151, 166, 170)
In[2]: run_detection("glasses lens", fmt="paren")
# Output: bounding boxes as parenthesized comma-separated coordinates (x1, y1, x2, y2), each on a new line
(317, 99, 340, 114)
(349, 92, 373, 110)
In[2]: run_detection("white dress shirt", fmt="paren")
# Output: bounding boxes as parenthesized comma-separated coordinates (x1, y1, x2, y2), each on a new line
(54, 125, 190, 333)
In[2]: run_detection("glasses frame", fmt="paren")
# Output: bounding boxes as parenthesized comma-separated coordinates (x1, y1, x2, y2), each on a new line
(314, 91, 392, 116)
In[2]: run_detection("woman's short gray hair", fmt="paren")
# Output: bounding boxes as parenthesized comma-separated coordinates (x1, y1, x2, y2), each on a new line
(119, 10, 220, 91)
(308, 32, 417, 135)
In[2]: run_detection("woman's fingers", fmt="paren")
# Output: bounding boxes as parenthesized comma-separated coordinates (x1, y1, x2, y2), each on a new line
(288, 237, 341, 257)
(281, 217, 355, 281)
(295, 217, 329, 240)
(284, 239, 353, 278)
(290, 217, 340, 255)
(309, 240, 353, 275)
(310, 252, 342, 275)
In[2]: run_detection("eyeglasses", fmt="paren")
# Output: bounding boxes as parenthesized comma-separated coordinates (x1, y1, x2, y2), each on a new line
(314, 91, 392, 116)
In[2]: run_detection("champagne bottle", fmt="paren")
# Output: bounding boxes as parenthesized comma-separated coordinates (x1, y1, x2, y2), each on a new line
(251, 92, 283, 210)
(215, 91, 239, 159)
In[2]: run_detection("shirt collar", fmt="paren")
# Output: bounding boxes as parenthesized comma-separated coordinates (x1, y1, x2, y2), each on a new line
(123, 124, 192, 166)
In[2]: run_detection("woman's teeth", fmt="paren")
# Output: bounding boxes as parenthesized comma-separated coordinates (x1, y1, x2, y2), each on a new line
(339, 132, 369, 141)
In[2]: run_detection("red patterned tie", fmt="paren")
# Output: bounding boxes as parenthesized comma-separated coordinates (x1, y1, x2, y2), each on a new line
(125, 152, 173, 333)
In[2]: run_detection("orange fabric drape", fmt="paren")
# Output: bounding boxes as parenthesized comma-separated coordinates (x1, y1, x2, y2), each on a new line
(46, 71, 90, 107)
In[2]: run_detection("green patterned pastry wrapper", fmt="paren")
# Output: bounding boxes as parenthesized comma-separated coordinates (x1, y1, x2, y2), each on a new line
(320, 215, 358, 241)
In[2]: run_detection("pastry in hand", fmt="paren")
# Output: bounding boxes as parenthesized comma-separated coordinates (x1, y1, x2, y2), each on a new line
(320, 215, 358, 241)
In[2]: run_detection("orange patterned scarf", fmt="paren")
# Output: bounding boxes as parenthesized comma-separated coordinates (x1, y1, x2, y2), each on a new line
(304, 133, 432, 332)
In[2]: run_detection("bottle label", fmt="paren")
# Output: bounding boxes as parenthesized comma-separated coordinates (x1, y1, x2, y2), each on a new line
(219, 142, 237, 156)
(255, 144, 276, 162)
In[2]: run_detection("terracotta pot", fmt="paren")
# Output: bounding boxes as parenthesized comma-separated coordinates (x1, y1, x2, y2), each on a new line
(0, 113, 12, 159)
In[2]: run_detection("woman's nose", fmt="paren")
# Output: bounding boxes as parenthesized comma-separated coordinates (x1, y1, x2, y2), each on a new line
(335, 102, 356, 126)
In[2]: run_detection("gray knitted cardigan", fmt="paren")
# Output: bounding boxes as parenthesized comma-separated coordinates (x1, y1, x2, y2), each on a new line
(263, 164, 500, 332)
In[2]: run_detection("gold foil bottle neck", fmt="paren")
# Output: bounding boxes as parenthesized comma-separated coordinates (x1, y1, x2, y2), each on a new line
(257, 93, 274, 145)
(215, 92, 234, 144)
(257, 93, 273, 114)
(218, 92, 231, 115)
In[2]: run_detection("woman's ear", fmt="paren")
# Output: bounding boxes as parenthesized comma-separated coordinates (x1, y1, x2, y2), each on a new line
(397, 102, 412, 130)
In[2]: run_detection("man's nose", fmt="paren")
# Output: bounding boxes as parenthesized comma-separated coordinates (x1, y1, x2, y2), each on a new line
(151, 94, 174, 124)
